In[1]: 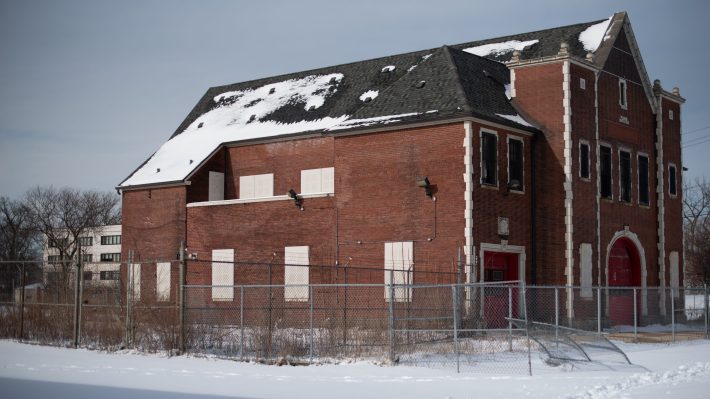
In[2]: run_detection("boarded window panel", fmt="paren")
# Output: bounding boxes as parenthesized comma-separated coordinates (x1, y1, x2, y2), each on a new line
(384, 242, 413, 302)
(130, 263, 141, 302)
(254, 173, 273, 198)
(321, 167, 335, 193)
(284, 246, 309, 301)
(211, 249, 234, 301)
(156, 262, 171, 301)
(670, 251, 679, 298)
(208, 172, 225, 201)
(239, 175, 255, 199)
(579, 244, 593, 298)
(301, 169, 322, 194)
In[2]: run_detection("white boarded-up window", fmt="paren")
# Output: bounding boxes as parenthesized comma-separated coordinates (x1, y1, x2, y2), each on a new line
(130, 263, 141, 302)
(301, 167, 334, 194)
(579, 244, 593, 298)
(156, 262, 171, 301)
(285, 246, 309, 301)
(384, 242, 413, 302)
(239, 173, 273, 199)
(208, 171, 224, 201)
(670, 251, 680, 298)
(212, 249, 234, 301)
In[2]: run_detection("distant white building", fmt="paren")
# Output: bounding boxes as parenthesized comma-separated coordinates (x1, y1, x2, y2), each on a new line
(44, 224, 122, 286)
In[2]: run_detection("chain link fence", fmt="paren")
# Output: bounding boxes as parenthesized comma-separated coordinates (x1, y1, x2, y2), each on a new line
(2, 259, 709, 374)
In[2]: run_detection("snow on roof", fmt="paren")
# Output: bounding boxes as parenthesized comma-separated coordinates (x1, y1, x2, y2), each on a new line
(327, 112, 422, 131)
(504, 83, 512, 100)
(463, 40, 539, 57)
(120, 74, 348, 187)
(381, 65, 395, 72)
(359, 90, 379, 102)
(578, 16, 613, 52)
(496, 113, 534, 128)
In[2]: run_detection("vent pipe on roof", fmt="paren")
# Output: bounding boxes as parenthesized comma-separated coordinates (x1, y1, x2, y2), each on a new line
(510, 50, 521, 63)
(586, 52, 594, 62)
(269, 88, 276, 94)
(558, 42, 569, 56)
(672, 87, 680, 96)
(415, 80, 426, 89)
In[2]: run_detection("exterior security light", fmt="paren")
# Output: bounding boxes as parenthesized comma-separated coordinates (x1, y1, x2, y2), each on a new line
(288, 188, 303, 210)
(416, 176, 433, 197)
(288, 189, 298, 199)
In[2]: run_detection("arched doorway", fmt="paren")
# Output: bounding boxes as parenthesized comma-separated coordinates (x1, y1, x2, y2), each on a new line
(608, 237, 641, 325)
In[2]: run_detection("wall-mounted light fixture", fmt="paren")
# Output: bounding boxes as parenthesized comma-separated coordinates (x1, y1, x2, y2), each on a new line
(288, 188, 303, 210)
(416, 176, 433, 197)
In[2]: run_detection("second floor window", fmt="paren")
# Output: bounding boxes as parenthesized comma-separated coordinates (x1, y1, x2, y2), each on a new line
(669, 164, 677, 196)
(100, 270, 120, 280)
(100, 253, 121, 262)
(481, 132, 498, 186)
(600, 145, 612, 199)
(81, 254, 93, 263)
(101, 235, 121, 245)
(507, 138, 523, 191)
(638, 155, 649, 205)
(580, 142, 590, 179)
(619, 150, 631, 202)
(78, 236, 93, 247)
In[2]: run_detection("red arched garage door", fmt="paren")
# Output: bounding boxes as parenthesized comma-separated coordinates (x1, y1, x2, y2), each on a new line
(608, 238, 641, 326)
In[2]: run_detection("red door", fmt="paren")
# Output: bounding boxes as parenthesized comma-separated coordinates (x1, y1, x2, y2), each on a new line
(608, 239, 639, 326)
(483, 251, 519, 328)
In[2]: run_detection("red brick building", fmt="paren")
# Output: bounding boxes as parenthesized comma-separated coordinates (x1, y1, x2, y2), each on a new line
(118, 12, 684, 318)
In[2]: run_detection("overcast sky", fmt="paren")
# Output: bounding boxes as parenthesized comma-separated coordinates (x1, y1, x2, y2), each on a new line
(1, 0, 708, 199)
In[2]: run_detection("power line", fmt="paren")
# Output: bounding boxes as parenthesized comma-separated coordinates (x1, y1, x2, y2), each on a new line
(682, 125, 710, 136)
(683, 132, 710, 146)
(683, 136, 710, 149)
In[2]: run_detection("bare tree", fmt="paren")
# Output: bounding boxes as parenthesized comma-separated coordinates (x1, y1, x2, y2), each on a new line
(23, 187, 121, 295)
(0, 197, 39, 300)
(683, 178, 710, 286)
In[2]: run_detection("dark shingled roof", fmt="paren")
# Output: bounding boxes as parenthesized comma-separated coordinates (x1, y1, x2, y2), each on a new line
(121, 13, 625, 188)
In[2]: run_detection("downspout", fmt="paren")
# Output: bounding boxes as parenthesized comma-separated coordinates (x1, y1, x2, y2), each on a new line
(594, 70, 601, 290)
(530, 134, 539, 285)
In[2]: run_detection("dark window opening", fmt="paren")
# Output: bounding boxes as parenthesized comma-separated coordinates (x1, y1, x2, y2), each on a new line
(100, 271, 120, 281)
(508, 139, 523, 190)
(600, 146, 612, 199)
(482, 132, 498, 186)
(669, 164, 677, 196)
(620, 150, 631, 202)
(101, 235, 121, 245)
(639, 155, 649, 205)
(100, 253, 121, 262)
(580, 142, 590, 179)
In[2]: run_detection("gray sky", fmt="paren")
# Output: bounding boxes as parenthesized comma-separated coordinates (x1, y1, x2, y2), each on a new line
(1, 0, 708, 199)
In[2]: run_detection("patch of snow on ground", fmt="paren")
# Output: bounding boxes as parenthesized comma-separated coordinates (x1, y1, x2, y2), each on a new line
(578, 16, 613, 52)
(3, 340, 710, 398)
(496, 113, 533, 127)
(359, 90, 379, 102)
(381, 65, 395, 72)
(464, 40, 539, 57)
(120, 74, 347, 187)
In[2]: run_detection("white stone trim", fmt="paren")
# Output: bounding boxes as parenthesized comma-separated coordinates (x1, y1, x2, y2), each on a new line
(562, 60, 575, 318)
(187, 193, 333, 208)
(605, 229, 648, 315)
(463, 122, 475, 287)
(510, 69, 516, 98)
(655, 97, 666, 314)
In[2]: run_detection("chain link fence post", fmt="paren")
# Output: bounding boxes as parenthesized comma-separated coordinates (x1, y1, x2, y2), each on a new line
(633, 287, 638, 342)
(73, 246, 83, 348)
(309, 285, 314, 363)
(240, 285, 244, 361)
(554, 287, 559, 349)
(452, 284, 460, 373)
(388, 270, 395, 363)
(18, 263, 26, 342)
(671, 287, 676, 342)
(597, 286, 602, 336)
(178, 241, 186, 355)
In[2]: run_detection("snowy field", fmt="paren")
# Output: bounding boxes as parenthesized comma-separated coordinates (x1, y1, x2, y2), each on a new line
(1, 340, 710, 398)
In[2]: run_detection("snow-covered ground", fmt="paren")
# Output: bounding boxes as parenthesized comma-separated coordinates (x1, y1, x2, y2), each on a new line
(1, 339, 710, 398)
